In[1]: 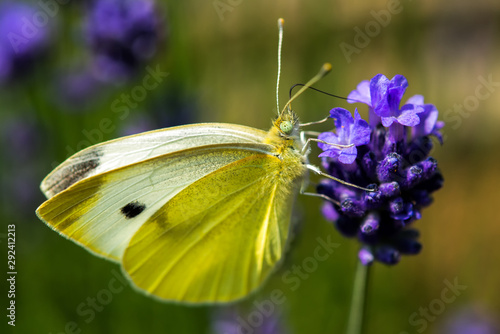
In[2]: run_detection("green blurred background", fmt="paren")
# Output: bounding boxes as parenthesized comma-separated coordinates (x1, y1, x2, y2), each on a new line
(2, 0, 500, 333)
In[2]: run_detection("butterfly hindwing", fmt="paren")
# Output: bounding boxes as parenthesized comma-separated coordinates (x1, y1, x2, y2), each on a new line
(122, 153, 301, 303)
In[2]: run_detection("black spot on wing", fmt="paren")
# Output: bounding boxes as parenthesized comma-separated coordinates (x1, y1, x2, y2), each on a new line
(121, 201, 146, 219)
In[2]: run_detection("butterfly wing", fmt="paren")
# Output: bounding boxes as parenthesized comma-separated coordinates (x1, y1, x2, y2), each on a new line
(41, 123, 267, 198)
(36, 140, 272, 261)
(37, 122, 306, 303)
(122, 152, 303, 303)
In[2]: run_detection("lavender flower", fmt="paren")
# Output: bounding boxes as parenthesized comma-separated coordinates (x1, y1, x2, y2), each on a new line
(0, 2, 50, 83)
(86, 0, 162, 82)
(318, 108, 371, 164)
(348, 74, 425, 142)
(318, 74, 444, 265)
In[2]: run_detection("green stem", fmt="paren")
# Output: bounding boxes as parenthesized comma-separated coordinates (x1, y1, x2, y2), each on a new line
(346, 259, 370, 334)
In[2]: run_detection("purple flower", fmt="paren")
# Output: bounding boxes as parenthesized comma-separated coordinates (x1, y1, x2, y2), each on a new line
(212, 308, 287, 334)
(57, 70, 103, 109)
(371, 74, 423, 126)
(318, 108, 371, 164)
(86, 0, 162, 82)
(358, 248, 374, 265)
(349, 74, 425, 142)
(317, 74, 444, 265)
(0, 117, 43, 217)
(119, 114, 156, 136)
(406, 95, 445, 143)
(0, 2, 50, 83)
(439, 306, 499, 334)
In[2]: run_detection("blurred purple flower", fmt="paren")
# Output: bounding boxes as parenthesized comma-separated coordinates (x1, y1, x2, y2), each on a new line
(358, 247, 375, 265)
(212, 308, 287, 334)
(0, 2, 50, 83)
(318, 108, 371, 165)
(2, 118, 40, 162)
(439, 306, 499, 334)
(119, 114, 156, 136)
(1, 118, 43, 216)
(118, 91, 198, 136)
(318, 74, 444, 265)
(86, 0, 162, 82)
(57, 70, 104, 109)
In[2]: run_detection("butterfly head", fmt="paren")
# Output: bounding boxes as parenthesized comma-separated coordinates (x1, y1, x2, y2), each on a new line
(264, 108, 302, 152)
(275, 108, 300, 139)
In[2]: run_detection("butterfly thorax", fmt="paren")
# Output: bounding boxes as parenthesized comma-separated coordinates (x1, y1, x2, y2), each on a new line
(262, 109, 306, 187)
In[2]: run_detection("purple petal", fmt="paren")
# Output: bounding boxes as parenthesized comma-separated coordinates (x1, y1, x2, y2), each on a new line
(368, 110, 381, 128)
(347, 80, 371, 105)
(386, 75, 409, 113)
(318, 150, 340, 159)
(330, 107, 354, 130)
(318, 132, 342, 158)
(330, 107, 355, 143)
(433, 120, 445, 144)
(406, 95, 444, 139)
(317, 132, 339, 151)
(358, 248, 374, 265)
(381, 116, 397, 127)
(352, 109, 372, 146)
(422, 105, 438, 131)
(338, 146, 357, 164)
(405, 94, 424, 106)
(370, 74, 391, 116)
(397, 105, 423, 127)
(414, 104, 438, 136)
(373, 101, 392, 118)
(322, 202, 339, 221)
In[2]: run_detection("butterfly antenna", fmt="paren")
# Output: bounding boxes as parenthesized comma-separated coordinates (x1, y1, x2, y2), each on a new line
(276, 18, 284, 116)
(289, 84, 349, 101)
(280, 63, 332, 116)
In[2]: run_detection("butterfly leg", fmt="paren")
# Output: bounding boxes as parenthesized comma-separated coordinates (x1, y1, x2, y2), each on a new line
(300, 189, 340, 206)
(305, 164, 375, 192)
(300, 136, 354, 155)
(298, 172, 340, 205)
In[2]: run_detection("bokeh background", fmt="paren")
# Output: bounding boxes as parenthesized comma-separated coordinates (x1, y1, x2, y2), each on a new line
(2, 0, 500, 333)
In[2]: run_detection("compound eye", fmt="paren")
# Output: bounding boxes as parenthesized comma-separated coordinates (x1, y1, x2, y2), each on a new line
(280, 120, 293, 134)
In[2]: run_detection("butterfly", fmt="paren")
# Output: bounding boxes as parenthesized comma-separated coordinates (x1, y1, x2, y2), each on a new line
(36, 20, 365, 304)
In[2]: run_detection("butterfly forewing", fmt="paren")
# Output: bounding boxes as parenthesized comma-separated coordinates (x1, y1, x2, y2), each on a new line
(36, 142, 275, 261)
(41, 124, 268, 198)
